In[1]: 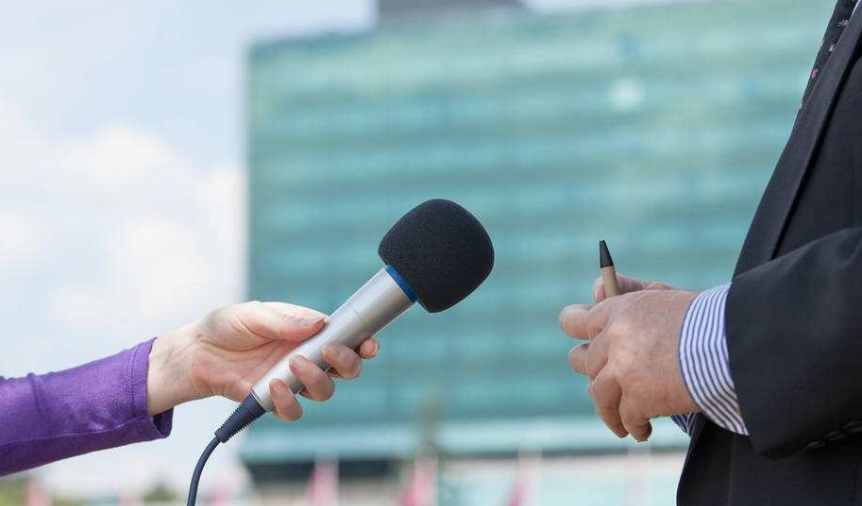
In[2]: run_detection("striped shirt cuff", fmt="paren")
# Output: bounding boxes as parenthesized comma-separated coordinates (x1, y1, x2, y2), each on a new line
(678, 283, 749, 435)
(670, 413, 696, 436)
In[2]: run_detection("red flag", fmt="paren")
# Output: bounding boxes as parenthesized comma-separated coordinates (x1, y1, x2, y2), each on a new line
(399, 456, 437, 506)
(503, 476, 527, 506)
(502, 452, 536, 506)
(208, 481, 232, 506)
(117, 492, 142, 506)
(306, 456, 339, 506)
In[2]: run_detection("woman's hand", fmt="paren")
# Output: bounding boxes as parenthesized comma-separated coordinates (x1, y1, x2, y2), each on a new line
(146, 301, 379, 421)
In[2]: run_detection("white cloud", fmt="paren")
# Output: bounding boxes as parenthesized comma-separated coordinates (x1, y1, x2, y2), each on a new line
(0, 99, 246, 336)
(0, 209, 38, 266)
(57, 125, 188, 190)
(0, 92, 247, 495)
(42, 130, 245, 333)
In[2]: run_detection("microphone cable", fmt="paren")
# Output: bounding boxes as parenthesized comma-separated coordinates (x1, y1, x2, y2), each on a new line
(187, 437, 218, 506)
(186, 396, 267, 506)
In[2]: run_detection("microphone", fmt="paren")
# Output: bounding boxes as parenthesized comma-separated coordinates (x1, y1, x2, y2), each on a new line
(187, 199, 494, 506)
(219, 197, 494, 436)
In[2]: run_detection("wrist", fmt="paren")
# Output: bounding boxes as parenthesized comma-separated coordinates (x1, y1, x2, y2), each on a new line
(674, 290, 701, 414)
(677, 283, 748, 434)
(146, 322, 202, 416)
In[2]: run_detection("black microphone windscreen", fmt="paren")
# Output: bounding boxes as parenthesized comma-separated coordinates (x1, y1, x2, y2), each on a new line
(378, 199, 494, 313)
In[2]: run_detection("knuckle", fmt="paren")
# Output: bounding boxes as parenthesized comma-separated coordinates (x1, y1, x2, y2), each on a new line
(607, 319, 629, 343)
(585, 353, 603, 379)
(595, 398, 614, 412)
(613, 356, 636, 385)
(209, 305, 233, 323)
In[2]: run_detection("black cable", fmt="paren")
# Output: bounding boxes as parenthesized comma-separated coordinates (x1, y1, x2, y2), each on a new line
(186, 395, 268, 506)
(187, 437, 220, 506)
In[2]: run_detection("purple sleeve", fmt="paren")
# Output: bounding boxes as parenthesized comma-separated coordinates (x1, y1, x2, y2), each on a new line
(0, 338, 173, 476)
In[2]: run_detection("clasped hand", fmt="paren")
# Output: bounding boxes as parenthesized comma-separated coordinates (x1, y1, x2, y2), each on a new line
(559, 275, 700, 441)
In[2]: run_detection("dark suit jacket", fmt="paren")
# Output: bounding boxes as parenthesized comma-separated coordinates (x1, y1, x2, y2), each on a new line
(677, 9, 862, 506)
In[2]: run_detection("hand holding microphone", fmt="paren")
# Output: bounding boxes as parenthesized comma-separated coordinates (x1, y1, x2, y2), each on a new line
(186, 199, 495, 506)
(146, 301, 380, 422)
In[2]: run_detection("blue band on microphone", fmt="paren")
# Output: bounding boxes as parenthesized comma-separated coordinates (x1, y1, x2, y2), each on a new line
(385, 265, 418, 302)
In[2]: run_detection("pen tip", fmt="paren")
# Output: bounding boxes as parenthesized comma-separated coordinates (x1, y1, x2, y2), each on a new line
(599, 240, 614, 268)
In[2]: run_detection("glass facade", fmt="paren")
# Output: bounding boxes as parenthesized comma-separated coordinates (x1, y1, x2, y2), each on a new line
(244, 0, 833, 468)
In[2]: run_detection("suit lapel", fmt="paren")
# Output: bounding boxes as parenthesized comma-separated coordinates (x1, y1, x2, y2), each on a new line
(734, 12, 862, 275)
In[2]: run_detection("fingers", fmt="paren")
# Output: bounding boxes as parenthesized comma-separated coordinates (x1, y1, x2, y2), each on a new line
(569, 343, 589, 375)
(593, 273, 660, 302)
(322, 344, 363, 380)
(290, 356, 335, 402)
(594, 274, 639, 302)
(269, 338, 379, 417)
(590, 371, 627, 438)
(592, 274, 677, 302)
(238, 301, 326, 342)
(269, 379, 303, 421)
(357, 338, 380, 360)
(620, 397, 653, 442)
(570, 337, 610, 381)
(559, 303, 612, 339)
(559, 305, 594, 339)
(588, 369, 653, 442)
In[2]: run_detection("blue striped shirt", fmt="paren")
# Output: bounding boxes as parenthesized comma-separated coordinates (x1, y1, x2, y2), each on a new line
(671, 284, 748, 436)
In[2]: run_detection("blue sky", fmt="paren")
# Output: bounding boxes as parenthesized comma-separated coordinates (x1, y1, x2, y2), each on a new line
(0, 0, 692, 498)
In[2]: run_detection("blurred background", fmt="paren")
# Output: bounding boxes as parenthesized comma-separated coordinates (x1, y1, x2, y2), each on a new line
(0, 0, 836, 504)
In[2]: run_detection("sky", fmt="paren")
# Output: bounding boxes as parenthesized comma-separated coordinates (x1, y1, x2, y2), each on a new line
(0, 0, 700, 498)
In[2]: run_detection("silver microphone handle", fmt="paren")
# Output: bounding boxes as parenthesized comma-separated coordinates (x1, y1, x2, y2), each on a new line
(250, 267, 414, 412)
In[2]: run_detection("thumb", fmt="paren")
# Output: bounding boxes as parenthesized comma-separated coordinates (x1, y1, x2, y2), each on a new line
(238, 301, 326, 342)
(276, 310, 327, 342)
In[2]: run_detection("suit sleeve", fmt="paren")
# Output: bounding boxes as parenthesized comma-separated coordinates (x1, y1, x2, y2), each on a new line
(727, 226, 862, 459)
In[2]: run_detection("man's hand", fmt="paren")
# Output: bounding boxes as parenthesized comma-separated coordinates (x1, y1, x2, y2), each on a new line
(591, 273, 675, 303)
(560, 274, 699, 441)
(146, 301, 379, 421)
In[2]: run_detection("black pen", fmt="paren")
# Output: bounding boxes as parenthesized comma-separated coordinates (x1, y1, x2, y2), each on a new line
(599, 240, 620, 298)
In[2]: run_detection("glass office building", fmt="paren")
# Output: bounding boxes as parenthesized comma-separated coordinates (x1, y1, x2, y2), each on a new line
(244, 0, 832, 497)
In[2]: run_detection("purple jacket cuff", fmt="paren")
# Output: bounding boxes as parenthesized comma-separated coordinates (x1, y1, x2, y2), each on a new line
(0, 338, 173, 477)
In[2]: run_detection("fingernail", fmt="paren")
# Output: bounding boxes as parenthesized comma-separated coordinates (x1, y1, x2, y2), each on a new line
(371, 341, 380, 357)
(299, 316, 325, 326)
(270, 379, 286, 394)
(291, 356, 311, 372)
